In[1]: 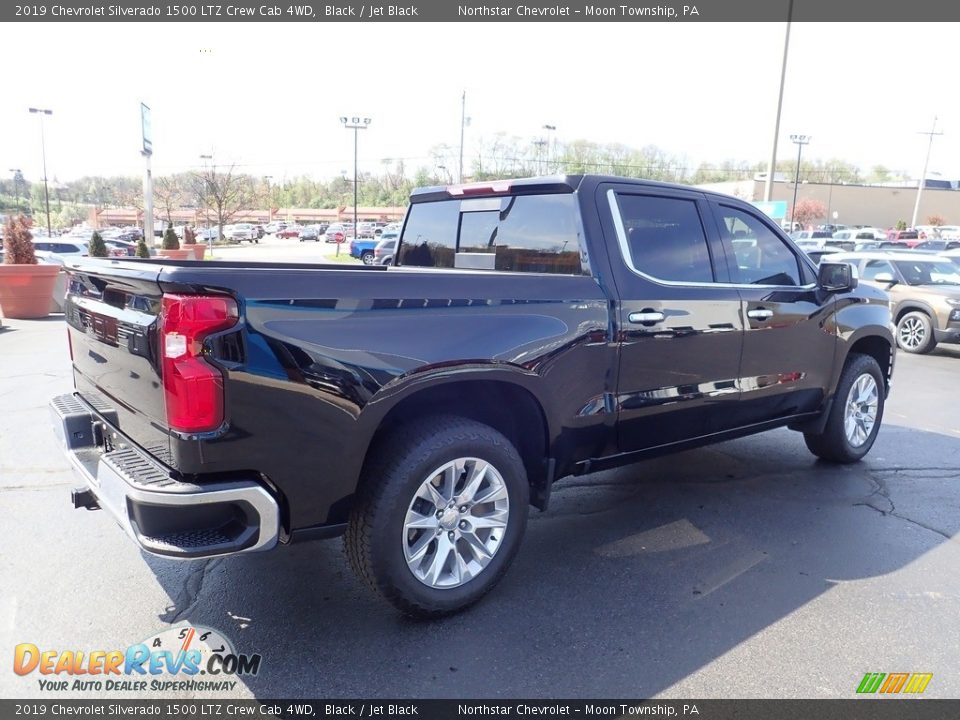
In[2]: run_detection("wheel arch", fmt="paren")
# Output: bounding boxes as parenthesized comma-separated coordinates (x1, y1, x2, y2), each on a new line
(894, 300, 939, 329)
(358, 370, 554, 510)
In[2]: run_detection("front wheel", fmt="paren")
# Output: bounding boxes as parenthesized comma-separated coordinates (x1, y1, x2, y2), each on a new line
(896, 311, 936, 354)
(804, 353, 885, 463)
(345, 416, 529, 618)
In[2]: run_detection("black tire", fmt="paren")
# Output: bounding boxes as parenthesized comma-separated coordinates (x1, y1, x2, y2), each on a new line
(895, 311, 937, 354)
(804, 353, 885, 463)
(360, 251, 374, 265)
(345, 415, 529, 618)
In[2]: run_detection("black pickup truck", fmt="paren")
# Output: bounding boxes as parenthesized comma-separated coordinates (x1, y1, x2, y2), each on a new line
(51, 175, 894, 617)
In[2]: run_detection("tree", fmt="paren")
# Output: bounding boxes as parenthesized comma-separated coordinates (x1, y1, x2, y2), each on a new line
(154, 176, 184, 224)
(3, 215, 38, 264)
(790, 198, 827, 228)
(895, 219, 907, 231)
(192, 163, 255, 242)
(183, 226, 196, 245)
(135, 237, 151, 258)
(162, 222, 179, 250)
(88, 231, 108, 257)
(927, 214, 946, 226)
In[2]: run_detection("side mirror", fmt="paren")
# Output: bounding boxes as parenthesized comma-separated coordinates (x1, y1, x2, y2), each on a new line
(818, 261, 858, 292)
(872, 272, 896, 285)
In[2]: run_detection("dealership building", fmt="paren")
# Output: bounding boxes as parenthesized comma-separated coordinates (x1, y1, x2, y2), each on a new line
(697, 178, 960, 229)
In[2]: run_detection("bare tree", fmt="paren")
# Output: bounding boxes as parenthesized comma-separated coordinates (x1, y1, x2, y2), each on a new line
(154, 176, 184, 225)
(192, 164, 255, 241)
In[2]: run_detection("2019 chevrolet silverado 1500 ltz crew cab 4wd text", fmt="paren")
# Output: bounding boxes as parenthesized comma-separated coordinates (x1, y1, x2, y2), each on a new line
(51, 176, 894, 617)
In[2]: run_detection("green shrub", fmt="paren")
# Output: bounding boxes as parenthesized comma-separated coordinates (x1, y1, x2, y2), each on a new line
(136, 237, 150, 258)
(88, 231, 108, 258)
(161, 222, 179, 250)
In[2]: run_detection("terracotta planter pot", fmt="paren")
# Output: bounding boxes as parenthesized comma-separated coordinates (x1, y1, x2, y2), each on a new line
(0, 264, 62, 319)
(157, 249, 192, 260)
(184, 244, 206, 260)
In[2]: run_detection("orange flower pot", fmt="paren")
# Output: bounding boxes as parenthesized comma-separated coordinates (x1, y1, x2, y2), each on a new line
(0, 264, 62, 319)
(157, 249, 192, 260)
(185, 244, 206, 260)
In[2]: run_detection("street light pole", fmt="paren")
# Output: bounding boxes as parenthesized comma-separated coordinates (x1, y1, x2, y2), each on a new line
(789, 134, 810, 229)
(29, 107, 53, 237)
(911, 117, 943, 229)
(340, 116, 371, 257)
(200, 154, 213, 254)
(542, 124, 556, 173)
(8, 169, 22, 214)
(764, 0, 793, 202)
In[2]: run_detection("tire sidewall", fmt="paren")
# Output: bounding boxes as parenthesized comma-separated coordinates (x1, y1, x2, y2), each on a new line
(896, 311, 933, 354)
(368, 427, 529, 613)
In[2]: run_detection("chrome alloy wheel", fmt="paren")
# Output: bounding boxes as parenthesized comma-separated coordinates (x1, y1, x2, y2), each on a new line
(844, 374, 879, 447)
(898, 315, 926, 350)
(402, 457, 510, 589)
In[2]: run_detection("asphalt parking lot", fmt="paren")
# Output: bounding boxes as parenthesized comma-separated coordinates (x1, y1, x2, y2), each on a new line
(2, 314, 959, 700)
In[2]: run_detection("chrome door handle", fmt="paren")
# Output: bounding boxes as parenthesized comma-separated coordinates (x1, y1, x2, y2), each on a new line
(628, 311, 665, 324)
(747, 308, 774, 320)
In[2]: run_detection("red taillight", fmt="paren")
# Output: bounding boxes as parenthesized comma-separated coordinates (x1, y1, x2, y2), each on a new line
(160, 294, 238, 434)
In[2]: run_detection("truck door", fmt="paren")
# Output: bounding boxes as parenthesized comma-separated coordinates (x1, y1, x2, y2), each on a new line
(599, 184, 744, 452)
(706, 200, 836, 425)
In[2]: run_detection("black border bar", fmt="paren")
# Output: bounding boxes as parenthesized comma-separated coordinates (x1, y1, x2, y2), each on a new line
(5, 0, 960, 22)
(2, 700, 959, 720)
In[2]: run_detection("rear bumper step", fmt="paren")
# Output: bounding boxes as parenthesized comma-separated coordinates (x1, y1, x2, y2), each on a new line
(51, 393, 279, 559)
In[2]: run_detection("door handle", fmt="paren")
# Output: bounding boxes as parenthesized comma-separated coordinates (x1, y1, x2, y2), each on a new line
(747, 308, 774, 320)
(628, 311, 665, 325)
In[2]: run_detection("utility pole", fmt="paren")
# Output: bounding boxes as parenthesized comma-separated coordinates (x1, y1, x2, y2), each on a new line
(764, 0, 793, 202)
(340, 116, 371, 256)
(911, 117, 943, 229)
(28, 108, 53, 237)
(140, 103, 154, 245)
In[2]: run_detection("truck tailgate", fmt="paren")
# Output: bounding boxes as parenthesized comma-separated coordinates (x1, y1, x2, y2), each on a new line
(64, 262, 172, 464)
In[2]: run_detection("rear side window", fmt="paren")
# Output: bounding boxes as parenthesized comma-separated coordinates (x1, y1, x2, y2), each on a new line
(398, 194, 584, 274)
(612, 193, 715, 283)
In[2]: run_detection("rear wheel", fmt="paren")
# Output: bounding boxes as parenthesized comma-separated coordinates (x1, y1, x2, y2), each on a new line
(896, 311, 936, 354)
(361, 251, 374, 265)
(804, 353, 885, 463)
(345, 416, 529, 618)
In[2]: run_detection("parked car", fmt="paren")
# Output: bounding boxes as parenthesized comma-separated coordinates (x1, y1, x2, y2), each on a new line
(195, 227, 220, 242)
(348, 237, 379, 264)
(324, 224, 348, 244)
(225, 223, 260, 243)
(52, 175, 894, 618)
(831, 251, 960, 354)
(298, 226, 321, 242)
(882, 230, 921, 248)
(276, 226, 302, 239)
(104, 240, 138, 257)
(374, 232, 399, 265)
(32, 239, 88, 264)
(910, 239, 960, 253)
(264, 221, 288, 235)
(805, 247, 843, 265)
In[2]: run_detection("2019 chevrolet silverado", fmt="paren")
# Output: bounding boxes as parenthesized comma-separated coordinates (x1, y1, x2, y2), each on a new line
(51, 175, 895, 617)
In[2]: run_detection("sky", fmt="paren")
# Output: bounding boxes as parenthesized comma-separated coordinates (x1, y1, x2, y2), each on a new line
(3, 22, 959, 186)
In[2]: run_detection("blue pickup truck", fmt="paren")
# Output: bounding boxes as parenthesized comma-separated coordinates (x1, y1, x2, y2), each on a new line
(348, 238, 378, 264)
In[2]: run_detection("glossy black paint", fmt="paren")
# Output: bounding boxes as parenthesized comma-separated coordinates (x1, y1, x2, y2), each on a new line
(60, 176, 895, 537)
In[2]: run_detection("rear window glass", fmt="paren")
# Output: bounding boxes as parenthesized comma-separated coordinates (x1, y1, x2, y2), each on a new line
(398, 194, 584, 274)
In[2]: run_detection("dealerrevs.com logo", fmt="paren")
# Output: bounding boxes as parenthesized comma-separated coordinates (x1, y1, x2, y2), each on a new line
(13, 625, 262, 692)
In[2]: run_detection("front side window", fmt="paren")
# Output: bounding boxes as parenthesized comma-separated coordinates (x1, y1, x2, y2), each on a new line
(862, 259, 895, 281)
(398, 194, 583, 274)
(715, 206, 802, 286)
(613, 193, 715, 283)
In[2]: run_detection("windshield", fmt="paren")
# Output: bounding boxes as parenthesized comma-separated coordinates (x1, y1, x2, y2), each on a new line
(893, 259, 960, 285)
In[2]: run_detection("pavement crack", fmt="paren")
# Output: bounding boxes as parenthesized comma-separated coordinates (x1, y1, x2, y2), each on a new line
(856, 474, 953, 541)
(161, 558, 221, 624)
